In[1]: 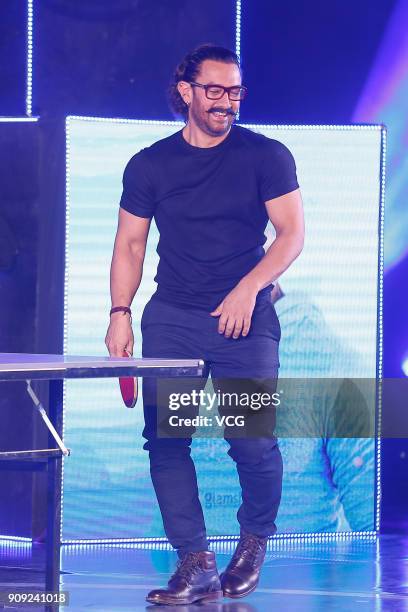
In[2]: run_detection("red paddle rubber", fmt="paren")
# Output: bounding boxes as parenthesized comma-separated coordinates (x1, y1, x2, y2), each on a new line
(118, 350, 138, 408)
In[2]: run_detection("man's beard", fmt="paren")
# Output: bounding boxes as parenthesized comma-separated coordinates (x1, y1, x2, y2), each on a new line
(190, 104, 236, 136)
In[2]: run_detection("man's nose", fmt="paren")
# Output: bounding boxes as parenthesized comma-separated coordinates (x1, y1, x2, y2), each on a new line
(219, 90, 231, 104)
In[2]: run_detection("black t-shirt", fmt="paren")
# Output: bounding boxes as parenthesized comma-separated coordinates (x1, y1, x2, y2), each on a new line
(120, 125, 299, 310)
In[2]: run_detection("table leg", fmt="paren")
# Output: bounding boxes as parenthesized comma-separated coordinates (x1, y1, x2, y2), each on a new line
(45, 379, 63, 593)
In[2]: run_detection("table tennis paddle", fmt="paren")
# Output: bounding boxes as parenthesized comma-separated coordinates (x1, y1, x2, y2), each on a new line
(119, 349, 138, 408)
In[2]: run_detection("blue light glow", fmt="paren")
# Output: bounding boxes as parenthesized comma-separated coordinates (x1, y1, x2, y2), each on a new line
(375, 128, 386, 532)
(235, 0, 241, 61)
(27, 0, 33, 116)
(352, 0, 408, 270)
(0, 117, 38, 122)
(0, 535, 32, 544)
(62, 529, 377, 548)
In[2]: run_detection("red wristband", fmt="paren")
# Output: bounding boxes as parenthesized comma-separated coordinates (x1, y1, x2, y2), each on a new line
(110, 306, 132, 317)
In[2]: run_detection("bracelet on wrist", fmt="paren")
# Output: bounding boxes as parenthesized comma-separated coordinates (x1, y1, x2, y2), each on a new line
(110, 306, 132, 317)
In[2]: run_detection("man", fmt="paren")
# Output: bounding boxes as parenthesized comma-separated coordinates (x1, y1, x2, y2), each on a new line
(105, 44, 304, 605)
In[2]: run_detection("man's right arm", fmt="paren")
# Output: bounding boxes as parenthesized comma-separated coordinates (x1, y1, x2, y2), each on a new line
(105, 207, 151, 357)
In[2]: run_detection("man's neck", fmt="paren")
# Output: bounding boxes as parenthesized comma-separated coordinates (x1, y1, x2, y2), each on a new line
(182, 122, 231, 148)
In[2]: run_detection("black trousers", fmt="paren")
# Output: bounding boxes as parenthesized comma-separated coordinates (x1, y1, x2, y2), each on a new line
(141, 294, 283, 557)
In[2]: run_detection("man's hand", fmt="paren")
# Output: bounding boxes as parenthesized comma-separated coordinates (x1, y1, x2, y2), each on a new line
(105, 313, 134, 357)
(210, 279, 258, 339)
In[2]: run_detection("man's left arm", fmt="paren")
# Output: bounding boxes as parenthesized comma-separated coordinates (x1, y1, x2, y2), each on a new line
(211, 188, 304, 338)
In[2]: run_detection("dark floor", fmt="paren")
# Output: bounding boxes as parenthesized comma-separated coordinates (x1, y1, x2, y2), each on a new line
(1, 535, 408, 611)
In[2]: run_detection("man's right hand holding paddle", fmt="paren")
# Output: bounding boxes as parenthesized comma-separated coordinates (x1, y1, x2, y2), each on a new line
(105, 209, 151, 407)
(104, 208, 151, 357)
(105, 308, 134, 358)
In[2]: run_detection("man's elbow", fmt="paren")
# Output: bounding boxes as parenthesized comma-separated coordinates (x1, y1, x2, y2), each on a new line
(277, 227, 305, 257)
(114, 235, 146, 265)
(127, 241, 147, 265)
(295, 231, 305, 256)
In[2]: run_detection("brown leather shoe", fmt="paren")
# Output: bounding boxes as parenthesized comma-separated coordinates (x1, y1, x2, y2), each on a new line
(146, 550, 223, 605)
(220, 529, 269, 598)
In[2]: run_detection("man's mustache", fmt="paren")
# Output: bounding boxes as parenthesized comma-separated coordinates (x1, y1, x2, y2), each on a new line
(208, 107, 236, 116)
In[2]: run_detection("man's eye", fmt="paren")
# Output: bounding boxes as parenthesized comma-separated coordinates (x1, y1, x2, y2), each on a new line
(208, 87, 223, 95)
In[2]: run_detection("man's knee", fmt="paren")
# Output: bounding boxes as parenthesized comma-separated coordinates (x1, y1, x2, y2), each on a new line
(226, 436, 279, 465)
(144, 437, 193, 460)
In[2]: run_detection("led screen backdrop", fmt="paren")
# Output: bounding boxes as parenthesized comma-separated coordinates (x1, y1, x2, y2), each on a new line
(63, 118, 383, 541)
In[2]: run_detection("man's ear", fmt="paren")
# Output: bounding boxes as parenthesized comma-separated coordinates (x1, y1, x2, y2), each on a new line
(177, 80, 191, 105)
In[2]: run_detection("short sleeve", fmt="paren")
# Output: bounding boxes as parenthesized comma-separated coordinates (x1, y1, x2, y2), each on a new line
(259, 139, 299, 202)
(119, 150, 155, 218)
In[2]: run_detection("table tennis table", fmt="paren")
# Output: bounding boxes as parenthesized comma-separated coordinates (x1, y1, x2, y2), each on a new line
(0, 353, 205, 593)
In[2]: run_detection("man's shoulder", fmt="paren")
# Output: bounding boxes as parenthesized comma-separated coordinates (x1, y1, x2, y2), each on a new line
(233, 125, 292, 156)
(234, 124, 269, 144)
(143, 128, 181, 156)
(124, 129, 181, 170)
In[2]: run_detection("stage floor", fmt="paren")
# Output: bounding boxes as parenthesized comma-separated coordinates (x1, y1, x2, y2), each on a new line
(1, 535, 408, 610)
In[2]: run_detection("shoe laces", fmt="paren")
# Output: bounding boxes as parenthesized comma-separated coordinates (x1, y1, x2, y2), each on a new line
(173, 552, 203, 580)
(233, 533, 267, 565)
